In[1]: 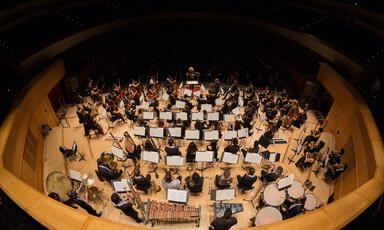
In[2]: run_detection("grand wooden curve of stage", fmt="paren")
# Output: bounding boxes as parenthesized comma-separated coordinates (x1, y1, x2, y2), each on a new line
(0, 60, 383, 229)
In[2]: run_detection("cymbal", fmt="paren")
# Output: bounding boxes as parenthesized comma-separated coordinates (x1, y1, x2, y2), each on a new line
(82, 173, 94, 186)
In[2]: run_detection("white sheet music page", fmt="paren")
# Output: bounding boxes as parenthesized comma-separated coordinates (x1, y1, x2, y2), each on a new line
(133, 126, 146, 136)
(260, 112, 267, 122)
(101, 108, 107, 118)
(176, 112, 188, 121)
(162, 93, 169, 101)
(196, 151, 214, 162)
(192, 112, 204, 121)
(112, 145, 124, 159)
(200, 84, 206, 93)
(224, 114, 235, 122)
(186, 130, 199, 140)
(141, 101, 150, 110)
(143, 151, 160, 163)
(207, 112, 219, 121)
(143, 111, 154, 120)
(215, 97, 223, 106)
(278, 174, 294, 190)
(168, 127, 182, 138)
(193, 90, 201, 97)
(179, 82, 183, 89)
(159, 111, 172, 120)
(216, 189, 235, 201)
(224, 130, 237, 140)
(238, 128, 249, 138)
(119, 100, 124, 109)
(150, 127, 164, 138)
(184, 88, 192, 97)
(205, 130, 219, 140)
(201, 104, 212, 112)
(232, 107, 240, 116)
(69, 169, 82, 181)
(268, 152, 276, 162)
(167, 189, 188, 203)
(166, 156, 184, 166)
(245, 153, 263, 164)
(176, 100, 186, 109)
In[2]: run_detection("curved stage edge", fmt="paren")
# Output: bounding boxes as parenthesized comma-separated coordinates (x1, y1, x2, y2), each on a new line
(0, 60, 383, 229)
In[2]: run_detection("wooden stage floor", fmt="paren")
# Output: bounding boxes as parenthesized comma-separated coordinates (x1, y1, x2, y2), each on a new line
(43, 92, 334, 229)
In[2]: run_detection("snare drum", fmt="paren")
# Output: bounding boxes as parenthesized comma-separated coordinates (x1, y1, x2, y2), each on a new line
(262, 183, 285, 206)
(287, 180, 305, 199)
(304, 193, 317, 211)
(46, 171, 73, 202)
(254, 206, 283, 226)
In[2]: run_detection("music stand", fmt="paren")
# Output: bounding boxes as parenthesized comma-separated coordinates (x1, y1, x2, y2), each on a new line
(287, 140, 303, 165)
(242, 152, 263, 170)
(165, 156, 184, 175)
(73, 141, 86, 161)
(186, 130, 200, 140)
(256, 113, 266, 132)
(204, 130, 219, 141)
(312, 146, 329, 177)
(167, 189, 189, 204)
(210, 188, 235, 202)
(220, 152, 240, 170)
(196, 151, 214, 173)
(201, 104, 212, 112)
(294, 123, 307, 144)
(133, 126, 146, 137)
(149, 127, 164, 139)
(143, 150, 160, 178)
(191, 112, 204, 121)
(98, 108, 107, 122)
(207, 112, 220, 121)
(224, 130, 237, 141)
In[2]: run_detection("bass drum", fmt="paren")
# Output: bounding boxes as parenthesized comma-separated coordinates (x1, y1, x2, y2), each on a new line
(46, 171, 73, 202)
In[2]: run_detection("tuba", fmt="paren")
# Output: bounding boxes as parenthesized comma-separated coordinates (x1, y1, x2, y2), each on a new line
(150, 180, 161, 193)
(130, 162, 141, 179)
(187, 166, 194, 187)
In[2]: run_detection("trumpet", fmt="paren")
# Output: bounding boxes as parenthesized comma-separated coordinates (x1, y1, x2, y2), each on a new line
(187, 166, 194, 187)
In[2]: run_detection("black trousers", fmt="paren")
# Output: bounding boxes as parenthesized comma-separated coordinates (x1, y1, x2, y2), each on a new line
(121, 205, 141, 222)
(73, 198, 98, 216)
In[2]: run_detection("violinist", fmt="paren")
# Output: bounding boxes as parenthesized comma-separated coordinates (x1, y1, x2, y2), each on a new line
(324, 162, 347, 181)
(167, 85, 177, 105)
(81, 100, 92, 113)
(111, 105, 126, 123)
(124, 100, 136, 122)
(76, 106, 87, 124)
(303, 127, 323, 146)
(86, 79, 93, 96)
(113, 83, 125, 98)
(240, 140, 259, 158)
(91, 86, 100, 104)
(224, 80, 238, 99)
(208, 78, 220, 95)
(224, 138, 240, 154)
(174, 118, 186, 138)
(207, 140, 219, 161)
(328, 148, 345, 166)
(196, 94, 207, 111)
(123, 131, 141, 161)
(90, 115, 104, 135)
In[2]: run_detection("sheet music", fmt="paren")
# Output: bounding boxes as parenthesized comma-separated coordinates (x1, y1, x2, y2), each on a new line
(204, 130, 219, 140)
(150, 127, 164, 138)
(215, 188, 235, 201)
(162, 93, 169, 101)
(268, 152, 276, 162)
(184, 88, 192, 97)
(239, 99, 244, 107)
(141, 101, 149, 110)
(143, 151, 160, 163)
(72, 141, 77, 152)
(165, 156, 184, 166)
(222, 152, 240, 164)
(215, 97, 223, 106)
(220, 87, 224, 94)
(133, 126, 146, 136)
(232, 107, 240, 116)
(196, 151, 214, 162)
(296, 142, 302, 155)
(200, 84, 206, 93)
(224, 130, 237, 140)
(119, 100, 124, 109)
(112, 179, 131, 193)
(301, 134, 306, 145)
(207, 112, 219, 121)
(244, 153, 263, 164)
(192, 112, 204, 121)
(175, 112, 188, 121)
(175, 100, 186, 109)
(101, 108, 107, 118)
(93, 102, 97, 110)
(139, 94, 144, 103)
(168, 127, 182, 138)
(167, 189, 188, 203)
(69, 169, 82, 181)
(193, 90, 201, 97)
(201, 104, 212, 112)
(278, 174, 294, 190)
(159, 111, 173, 120)
(237, 128, 249, 139)
(112, 145, 124, 159)
(186, 130, 200, 140)
(260, 112, 266, 122)
(186, 81, 198, 85)
(224, 114, 235, 122)
(179, 82, 183, 89)
(143, 111, 154, 120)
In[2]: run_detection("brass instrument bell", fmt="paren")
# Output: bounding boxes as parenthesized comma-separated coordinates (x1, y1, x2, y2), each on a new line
(164, 168, 171, 173)
(82, 173, 94, 186)
(100, 151, 114, 165)
(87, 186, 99, 201)
(187, 166, 194, 187)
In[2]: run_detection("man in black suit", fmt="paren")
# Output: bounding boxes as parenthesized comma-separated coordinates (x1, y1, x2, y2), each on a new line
(96, 158, 122, 181)
(165, 138, 181, 156)
(281, 195, 306, 219)
(209, 208, 237, 230)
(240, 140, 259, 158)
(260, 164, 283, 183)
(185, 172, 204, 192)
(237, 167, 257, 189)
(132, 169, 151, 191)
(224, 138, 240, 154)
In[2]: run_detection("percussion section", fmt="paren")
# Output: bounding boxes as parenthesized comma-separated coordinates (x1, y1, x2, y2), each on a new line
(262, 183, 285, 206)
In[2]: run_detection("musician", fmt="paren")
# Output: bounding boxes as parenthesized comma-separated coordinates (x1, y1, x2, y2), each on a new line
(237, 167, 257, 189)
(209, 208, 237, 230)
(328, 148, 345, 166)
(215, 169, 233, 189)
(182, 106, 192, 127)
(125, 102, 136, 122)
(185, 172, 204, 192)
(81, 100, 92, 113)
(303, 127, 323, 146)
(295, 142, 323, 169)
(132, 169, 151, 191)
(123, 131, 141, 161)
(86, 79, 93, 96)
(224, 138, 240, 154)
(174, 119, 186, 138)
(260, 164, 283, 183)
(165, 138, 181, 156)
(197, 94, 207, 110)
(224, 80, 238, 99)
(90, 86, 100, 103)
(281, 195, 306, 219)
(166, 85, 177, 105)
(67, 183, 102, 217)
(186, 141, 198, 163)
(111, 192, 144, 223)
(324, 162, 347, 181)
(240, 140, 259, 158)
(76, 107, 86, 124)
(111, 105, 126, 123)
(207, 140, 219, 162)
(96, 158, 123, 181)
(161, 172, 182, 190)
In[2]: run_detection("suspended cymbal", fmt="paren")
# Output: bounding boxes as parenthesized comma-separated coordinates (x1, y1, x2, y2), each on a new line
(82, 173, 94, 186)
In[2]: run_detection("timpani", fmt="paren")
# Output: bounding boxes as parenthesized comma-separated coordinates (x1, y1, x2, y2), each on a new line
(254, 206, 283, 226)
(262, 183, 285, 206)
(304, 193, 317, 211)
(287, 180, 305, 199)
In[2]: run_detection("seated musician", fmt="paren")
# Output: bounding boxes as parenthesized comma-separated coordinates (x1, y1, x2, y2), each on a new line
(166, 85, 177, 105)
(328, 148, 345, 166)
(165, 138, 181, 156)
(144, 140, 157, 152)
(111, 192, 144, 223)
(215, 169, 233, 189)
(224, 138, 240, 154)
(136, 108, 145, 126)
(240, 140, 259, 158)
(237, 167, 257, 189)
(197, 94, 207, 110)
(161, 172, 182, 190)
(207, 140, 219, 162)
(260, 164, 283, 183)
(132, 169, 151, 191)
(96, 158, 123, 181)
(81, 100, 92, 113)
(67, 182, 102, 217)
(111, 105, 126, 123)
(125, 102, 137, 122)
(295, 142, 325, 169)
(209, 208, 237, 230)
(174, 119, 186, 137)
(224, 80, 238, 99)
(76, 107, 86, 124)
(303, 127, 323, 146)
(185, 172, 204, 192)
(59, 146, 75, 158)
(162, 104, 174, 124)
(186, 141, 198, 163)
(281, 195, 306, 219)
(324, 162, 347, 181)
(195, 119, 208, 139)
(123, 131, 141, 161)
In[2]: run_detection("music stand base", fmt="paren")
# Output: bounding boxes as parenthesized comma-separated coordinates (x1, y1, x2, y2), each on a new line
(78, 153, 86, 161)
(243, 199, 255, 208)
